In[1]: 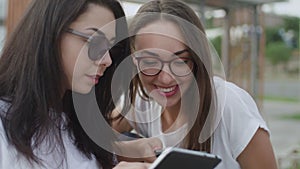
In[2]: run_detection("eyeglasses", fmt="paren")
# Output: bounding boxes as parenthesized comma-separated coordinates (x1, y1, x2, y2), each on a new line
(135, 55, 194, 77)
(66, 28, 111, 61)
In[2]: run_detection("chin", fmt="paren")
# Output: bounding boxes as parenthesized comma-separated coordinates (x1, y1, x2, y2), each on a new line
(165, 101, 179, 108)
(154, 97, 179, 108)
(72, 86, 93, 95)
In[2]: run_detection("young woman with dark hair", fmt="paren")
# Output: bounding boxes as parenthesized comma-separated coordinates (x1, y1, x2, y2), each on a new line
(0, 0, 130, 168)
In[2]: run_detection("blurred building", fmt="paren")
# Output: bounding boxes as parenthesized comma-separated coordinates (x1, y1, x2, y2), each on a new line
(0, 0, 7, 24)
(0, 0, 7, 51)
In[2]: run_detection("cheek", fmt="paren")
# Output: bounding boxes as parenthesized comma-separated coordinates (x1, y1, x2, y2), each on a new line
(138, 74, 154, 88)
(61, 40, 75, 85)
(180, 76, 194, 91)
(185, 76, 194, 86)
(61, 36, 87, 87)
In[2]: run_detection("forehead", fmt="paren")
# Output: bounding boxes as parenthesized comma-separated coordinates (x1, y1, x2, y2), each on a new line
(135, 21, 187, 52)
(70, 4, 116, 39)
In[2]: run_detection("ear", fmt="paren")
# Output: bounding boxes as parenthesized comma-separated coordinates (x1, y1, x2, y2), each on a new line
(131, 48, 138, 66)
(132, 55, 138, 66)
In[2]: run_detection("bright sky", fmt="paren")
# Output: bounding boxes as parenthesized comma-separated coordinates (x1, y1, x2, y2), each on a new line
(120, 0, 300, 18)
(262, 0, 300, 17)
(120, 2, 141, 17)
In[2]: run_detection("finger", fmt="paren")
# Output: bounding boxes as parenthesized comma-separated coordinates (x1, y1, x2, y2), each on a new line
(148, 137, 163, 149)
(143, 156, 157, 163)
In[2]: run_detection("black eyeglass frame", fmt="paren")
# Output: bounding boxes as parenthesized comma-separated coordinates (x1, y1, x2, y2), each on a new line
(134, 56, 195, 77)
(66, 28, 111, 61)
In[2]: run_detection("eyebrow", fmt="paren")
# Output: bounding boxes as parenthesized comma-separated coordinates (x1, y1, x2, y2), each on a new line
(173, 49, 189, 56)
(140, 48, 189, 57)
(141, 50, 160, 57)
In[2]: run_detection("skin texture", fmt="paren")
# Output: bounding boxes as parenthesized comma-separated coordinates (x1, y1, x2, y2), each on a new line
(61, 4, 115, 94)
(237, 128, 278, 169)
(134, 21, 193, 110)
(113, 161, 150, 169)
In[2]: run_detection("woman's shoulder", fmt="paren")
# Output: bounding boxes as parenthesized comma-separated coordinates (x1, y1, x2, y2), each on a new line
(0, 98, 11, 137)
(212, 77, 269, 160)
(0, 99, 10, 156)
(0, 98, 11, 112)
(212, 76, 267, 132)
(0, 98, 10, 136)
(213, 76, 259, 114)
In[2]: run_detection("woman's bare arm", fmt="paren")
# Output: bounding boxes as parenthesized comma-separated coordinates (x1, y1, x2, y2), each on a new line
(237, 128, 278, 169)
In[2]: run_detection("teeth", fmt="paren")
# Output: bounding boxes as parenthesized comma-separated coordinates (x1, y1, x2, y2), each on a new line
(157, 86, 176, 93)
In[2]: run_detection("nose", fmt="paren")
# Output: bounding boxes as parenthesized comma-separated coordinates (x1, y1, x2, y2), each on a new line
(94, 51, 112, 67)
(157, 64, 175, 84)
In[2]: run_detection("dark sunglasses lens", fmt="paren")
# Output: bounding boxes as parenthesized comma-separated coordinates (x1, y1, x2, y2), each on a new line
(88, 35, 110, 61)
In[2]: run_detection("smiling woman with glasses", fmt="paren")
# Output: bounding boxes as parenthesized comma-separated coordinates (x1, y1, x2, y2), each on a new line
(111, 0, 278, 169)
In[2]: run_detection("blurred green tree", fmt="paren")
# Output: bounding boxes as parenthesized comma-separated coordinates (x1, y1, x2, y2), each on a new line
(265, 27, 282, 45)
(265, 42, 292, 70)
(283, 16, 299, 48)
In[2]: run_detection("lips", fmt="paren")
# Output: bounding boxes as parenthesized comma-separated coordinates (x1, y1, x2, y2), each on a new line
(87, 74, 101, 84)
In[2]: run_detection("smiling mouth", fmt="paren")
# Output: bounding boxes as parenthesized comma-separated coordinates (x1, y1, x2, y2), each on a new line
(157, 86, 177, 93)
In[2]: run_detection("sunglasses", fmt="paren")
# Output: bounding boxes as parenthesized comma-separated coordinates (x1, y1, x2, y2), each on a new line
(66, 28, 111, 61)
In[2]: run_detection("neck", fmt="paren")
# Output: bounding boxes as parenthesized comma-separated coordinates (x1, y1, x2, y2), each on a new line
(161, 102, 187, 133)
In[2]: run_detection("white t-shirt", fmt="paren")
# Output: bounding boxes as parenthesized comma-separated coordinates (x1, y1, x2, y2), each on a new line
(125, 77, 269, 169)
(0, 100, 101, 169)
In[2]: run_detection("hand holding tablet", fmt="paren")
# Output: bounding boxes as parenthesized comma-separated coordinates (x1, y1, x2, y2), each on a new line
(150, 147, 221, 169)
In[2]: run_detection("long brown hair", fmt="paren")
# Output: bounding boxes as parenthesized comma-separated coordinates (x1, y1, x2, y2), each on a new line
(129, 0, 215, 152)
(0, 0, 129, 168)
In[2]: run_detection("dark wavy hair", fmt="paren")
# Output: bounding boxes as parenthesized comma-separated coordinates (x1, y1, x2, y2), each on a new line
(0, 0, 129, 168)
(129, 0, 214, 152)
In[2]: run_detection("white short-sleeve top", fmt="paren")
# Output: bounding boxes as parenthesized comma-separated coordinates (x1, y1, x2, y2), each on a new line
(125, 77, 269, 169)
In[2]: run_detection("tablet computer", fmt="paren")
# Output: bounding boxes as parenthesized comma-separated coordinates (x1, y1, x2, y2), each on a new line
(149, 147, 221, 169)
